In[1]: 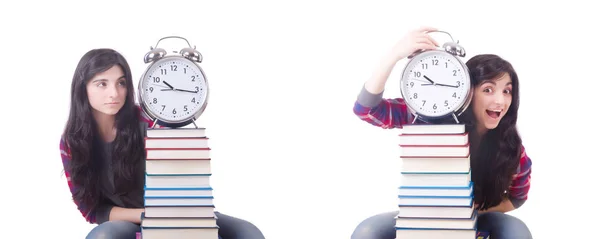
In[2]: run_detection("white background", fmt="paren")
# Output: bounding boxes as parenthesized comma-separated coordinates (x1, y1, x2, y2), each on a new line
(1, 1, 598, 238)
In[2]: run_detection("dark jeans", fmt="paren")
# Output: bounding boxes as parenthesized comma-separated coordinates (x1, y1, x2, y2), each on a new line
(85, 211, 265, 239)
(351, 210, 532, 239)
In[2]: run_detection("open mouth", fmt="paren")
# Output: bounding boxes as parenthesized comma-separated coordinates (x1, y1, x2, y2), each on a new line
(486, 109, 501, 119)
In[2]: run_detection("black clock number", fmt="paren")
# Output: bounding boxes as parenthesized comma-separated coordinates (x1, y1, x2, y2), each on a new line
(153, 77, 160, 83)
(172, 108, 177, 114)
(453, 70, 457, 76)
(413, 93, 418, 99)
(445, 62, 448, 68)
(422, 100, 426, 106)
(149, 87, 154, 92)
(191, 76, 196, 82)
(184, 68, 187, 74)
(191, 97, 196, 103)
(444, 100, 448, 107)
(161, 69, 167, 75)
(421, 63, 428, 69)
(184, 105, 188, 111)
(413, 72, 421, 77)
(432, 59, 438, 65)
(161, 105, 166, 111)
(195, 86, 199, 92)
(452, 92, 457, 98)
(456, 81, 460, 86)
(433, 103, 437, 110)
(409, 82, 414, 88)
(153, 98, 157, 104)
(171, 65, 177, 71)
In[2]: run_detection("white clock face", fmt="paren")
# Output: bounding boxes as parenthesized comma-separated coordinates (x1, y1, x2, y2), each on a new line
(140, 57, 208, 123)
(400, 50, 470, 118)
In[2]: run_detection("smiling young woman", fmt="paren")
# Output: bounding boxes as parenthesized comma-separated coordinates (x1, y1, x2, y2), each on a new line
(350, 27, 533, 239)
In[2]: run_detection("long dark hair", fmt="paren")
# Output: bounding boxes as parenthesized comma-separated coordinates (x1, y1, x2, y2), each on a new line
(62, 48, 145, 212)
(458, 54, 522, 210)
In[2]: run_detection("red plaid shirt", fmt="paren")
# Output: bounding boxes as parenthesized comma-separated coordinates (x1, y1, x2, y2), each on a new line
(60, 105, 156, 224)
(353, 97, 532, 204)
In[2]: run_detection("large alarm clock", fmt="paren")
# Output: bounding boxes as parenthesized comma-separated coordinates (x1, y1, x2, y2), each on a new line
(138, 36, 209, 128)
(399, 31, 472, 124)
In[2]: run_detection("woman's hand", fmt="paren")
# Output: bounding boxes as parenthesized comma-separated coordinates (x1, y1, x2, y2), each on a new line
(364, 26, 440, 95)
(383, 26, 440, 66)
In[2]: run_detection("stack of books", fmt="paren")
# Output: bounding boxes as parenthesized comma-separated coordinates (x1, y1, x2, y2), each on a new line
(394, 124, 479, 239)
(140, 127, 220, 239)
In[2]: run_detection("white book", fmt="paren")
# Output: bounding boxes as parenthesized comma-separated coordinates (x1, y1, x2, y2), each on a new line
(399, 124, 465, 135)
(146, 148, 210, 159)
(141, 227, 219, 239)
(398, 183, 473, 197)
(145, 174, 211, 188)
(398, 196, 473, 207)
(146, 159, 211, 175)
(401, 156, 470, 173)
(146, 128, 207, 138)
(144, 196, 214, 206)
(144, 205, 215, 218)
(145, 137, 209, 148)
(395, 212, 477, 230)
(397, 204, 475, 219)
(400, 145, 470, 158)
(142, 217, 218, 228)
(395, 228, 476, 239)
(400, 171, 471, 187)
(398, 132, 468, 146)
(144, 187, 213, 197)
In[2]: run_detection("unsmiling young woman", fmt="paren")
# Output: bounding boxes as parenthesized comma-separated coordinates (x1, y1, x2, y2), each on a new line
(60, 48, 265, 239)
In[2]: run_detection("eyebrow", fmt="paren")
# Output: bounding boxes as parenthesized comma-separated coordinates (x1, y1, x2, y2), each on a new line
(91, 75, 126, 83)
(482, 80, 512, 86)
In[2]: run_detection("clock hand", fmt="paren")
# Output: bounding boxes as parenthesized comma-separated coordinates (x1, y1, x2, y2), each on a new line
(162, 81, 174, 89)
(423, 75, 435, 84)
(411, 78, 430, 84)
(174, 88, 199, 93)
(160, 88, 199, 93)
(438, 83, 459, 88)
(151, 84, 169, 88)
(421, 83, 459, 88)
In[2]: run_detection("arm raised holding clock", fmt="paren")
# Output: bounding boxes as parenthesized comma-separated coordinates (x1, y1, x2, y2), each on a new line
(354, 26, 439, 129)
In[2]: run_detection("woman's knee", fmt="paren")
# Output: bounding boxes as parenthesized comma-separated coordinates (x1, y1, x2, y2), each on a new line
(499, 214, 532, 239)
(215, 212, 265, 239)
(351, 211, 398, 239)
(85, 220, 140, 239)
(478, 212, 532, 239)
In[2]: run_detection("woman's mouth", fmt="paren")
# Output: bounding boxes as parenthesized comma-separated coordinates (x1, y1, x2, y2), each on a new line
(486, 109, 501, 119)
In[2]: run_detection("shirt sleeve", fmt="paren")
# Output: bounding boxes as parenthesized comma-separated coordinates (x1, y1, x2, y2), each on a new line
(60, 137, 99, 224)
(352, 84, 414, 129)
(508, 145, 532, 208)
